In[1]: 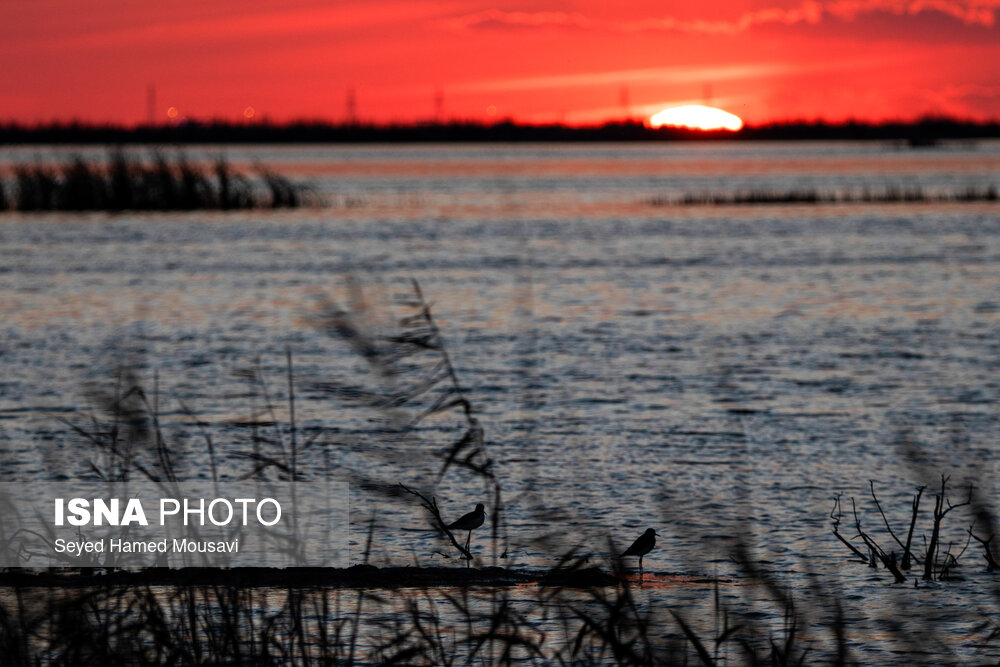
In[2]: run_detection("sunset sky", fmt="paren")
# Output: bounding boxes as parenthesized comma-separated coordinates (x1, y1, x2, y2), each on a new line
(2, 0, 999, 127)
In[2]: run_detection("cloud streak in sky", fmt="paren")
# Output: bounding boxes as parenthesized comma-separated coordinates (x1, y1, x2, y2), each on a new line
(457, 63, 790, 92)
(442, 0, 998, 33)
(8, 1, 460, 53)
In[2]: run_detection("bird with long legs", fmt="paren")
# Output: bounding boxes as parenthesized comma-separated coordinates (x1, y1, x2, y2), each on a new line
(621, 528, 659, 581)
(446, 503, 486, 558)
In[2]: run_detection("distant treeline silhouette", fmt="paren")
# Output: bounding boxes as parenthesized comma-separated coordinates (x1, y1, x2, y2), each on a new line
(653, 185, 1000, 207)
(1, 117, 998, 144)
(0, 152, 310, 211)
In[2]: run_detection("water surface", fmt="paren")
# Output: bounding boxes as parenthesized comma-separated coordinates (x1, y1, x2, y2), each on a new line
(2, 140, 1000, 662)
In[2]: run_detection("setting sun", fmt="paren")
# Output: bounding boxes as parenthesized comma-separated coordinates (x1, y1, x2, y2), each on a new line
(648, 105, 743, 131)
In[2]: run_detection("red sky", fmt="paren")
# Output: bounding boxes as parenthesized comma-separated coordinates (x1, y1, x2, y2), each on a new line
(2, 0, 999, 127)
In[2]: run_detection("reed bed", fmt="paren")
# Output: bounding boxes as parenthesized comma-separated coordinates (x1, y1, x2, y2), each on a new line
(0, 151, 312, 212)
(0, 566, 839, 665)
(651, 185, 999, 207)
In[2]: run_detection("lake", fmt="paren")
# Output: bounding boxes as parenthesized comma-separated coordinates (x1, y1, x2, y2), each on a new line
(2, 140, 1000, 663)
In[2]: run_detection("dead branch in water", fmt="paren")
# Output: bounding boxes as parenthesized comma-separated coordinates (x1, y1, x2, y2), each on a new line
(835, 476, 979, 583)
(968, 530, 1000, 571)
(849, 497, 906, 583)
(901, 485, 925, 570)
(924, 475, 972, 581)
(869, 480, 924, 569)
(829, 495, 869, 564)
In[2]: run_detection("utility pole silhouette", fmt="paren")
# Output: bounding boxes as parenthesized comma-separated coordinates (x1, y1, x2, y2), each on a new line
(619, 85, 631, 121)
(346, 87, 358, 125)
(147, 84, 156, 126)
(434, 88, 444, 123)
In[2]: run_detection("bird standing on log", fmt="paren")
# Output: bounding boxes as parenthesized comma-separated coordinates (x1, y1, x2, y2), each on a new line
(446, 503, 486, 557)
(621, 528, 659, 581)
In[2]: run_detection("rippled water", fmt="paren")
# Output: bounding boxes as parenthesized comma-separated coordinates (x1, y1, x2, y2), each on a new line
(2, 141, 1000, 662)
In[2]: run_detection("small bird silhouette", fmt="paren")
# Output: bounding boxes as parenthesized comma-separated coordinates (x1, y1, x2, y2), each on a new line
(621, 528, 659, 581)
(446, 503, 486, 557)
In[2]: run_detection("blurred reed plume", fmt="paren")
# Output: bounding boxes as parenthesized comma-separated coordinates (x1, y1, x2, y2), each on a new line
(309, 278, 505, 564)
(0, 150, 313, 211)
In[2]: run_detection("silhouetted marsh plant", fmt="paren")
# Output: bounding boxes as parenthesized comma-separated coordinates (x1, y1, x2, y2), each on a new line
(651, 184, 1000, 207)
(0, 563, 839, 665)
(0, 151, 312, 212)
(310, 279, 505, 565)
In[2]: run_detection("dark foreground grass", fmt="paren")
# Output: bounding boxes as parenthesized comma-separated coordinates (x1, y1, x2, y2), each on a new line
(2, 281, 1000, 665)
(4, 553, 999, 664)
(0, 565, 619, 589)
(0, 567, 818, 665)
(0, 151, 313, 212)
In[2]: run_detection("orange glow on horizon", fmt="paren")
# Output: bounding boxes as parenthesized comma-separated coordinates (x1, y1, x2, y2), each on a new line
(648, 105, 743, 131)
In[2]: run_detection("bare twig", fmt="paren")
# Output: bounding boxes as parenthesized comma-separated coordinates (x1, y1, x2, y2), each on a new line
(850, 497, 906, 583)
(968, 529, 1000, 571)
(399, 483, 474, 560)
(924, 476, 973, 581)
(830, 495, 868, 563)
(901, 485, 925, 569)
(870, 481, 907, 556)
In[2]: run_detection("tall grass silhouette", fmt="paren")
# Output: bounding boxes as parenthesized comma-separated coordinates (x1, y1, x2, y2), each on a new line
(650, 185, 999, 207)
(0, 151, 312, 211)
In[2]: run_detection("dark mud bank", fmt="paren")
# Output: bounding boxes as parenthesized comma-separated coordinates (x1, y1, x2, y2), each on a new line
(0, 565, 622, 589)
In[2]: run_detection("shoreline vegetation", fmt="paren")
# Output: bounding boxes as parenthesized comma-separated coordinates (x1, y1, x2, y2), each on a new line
(652, 185, 1000, 206)
(1, 117, 999, 144)
(0, 151, 310, 211)
(3, 150, 996, 214)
